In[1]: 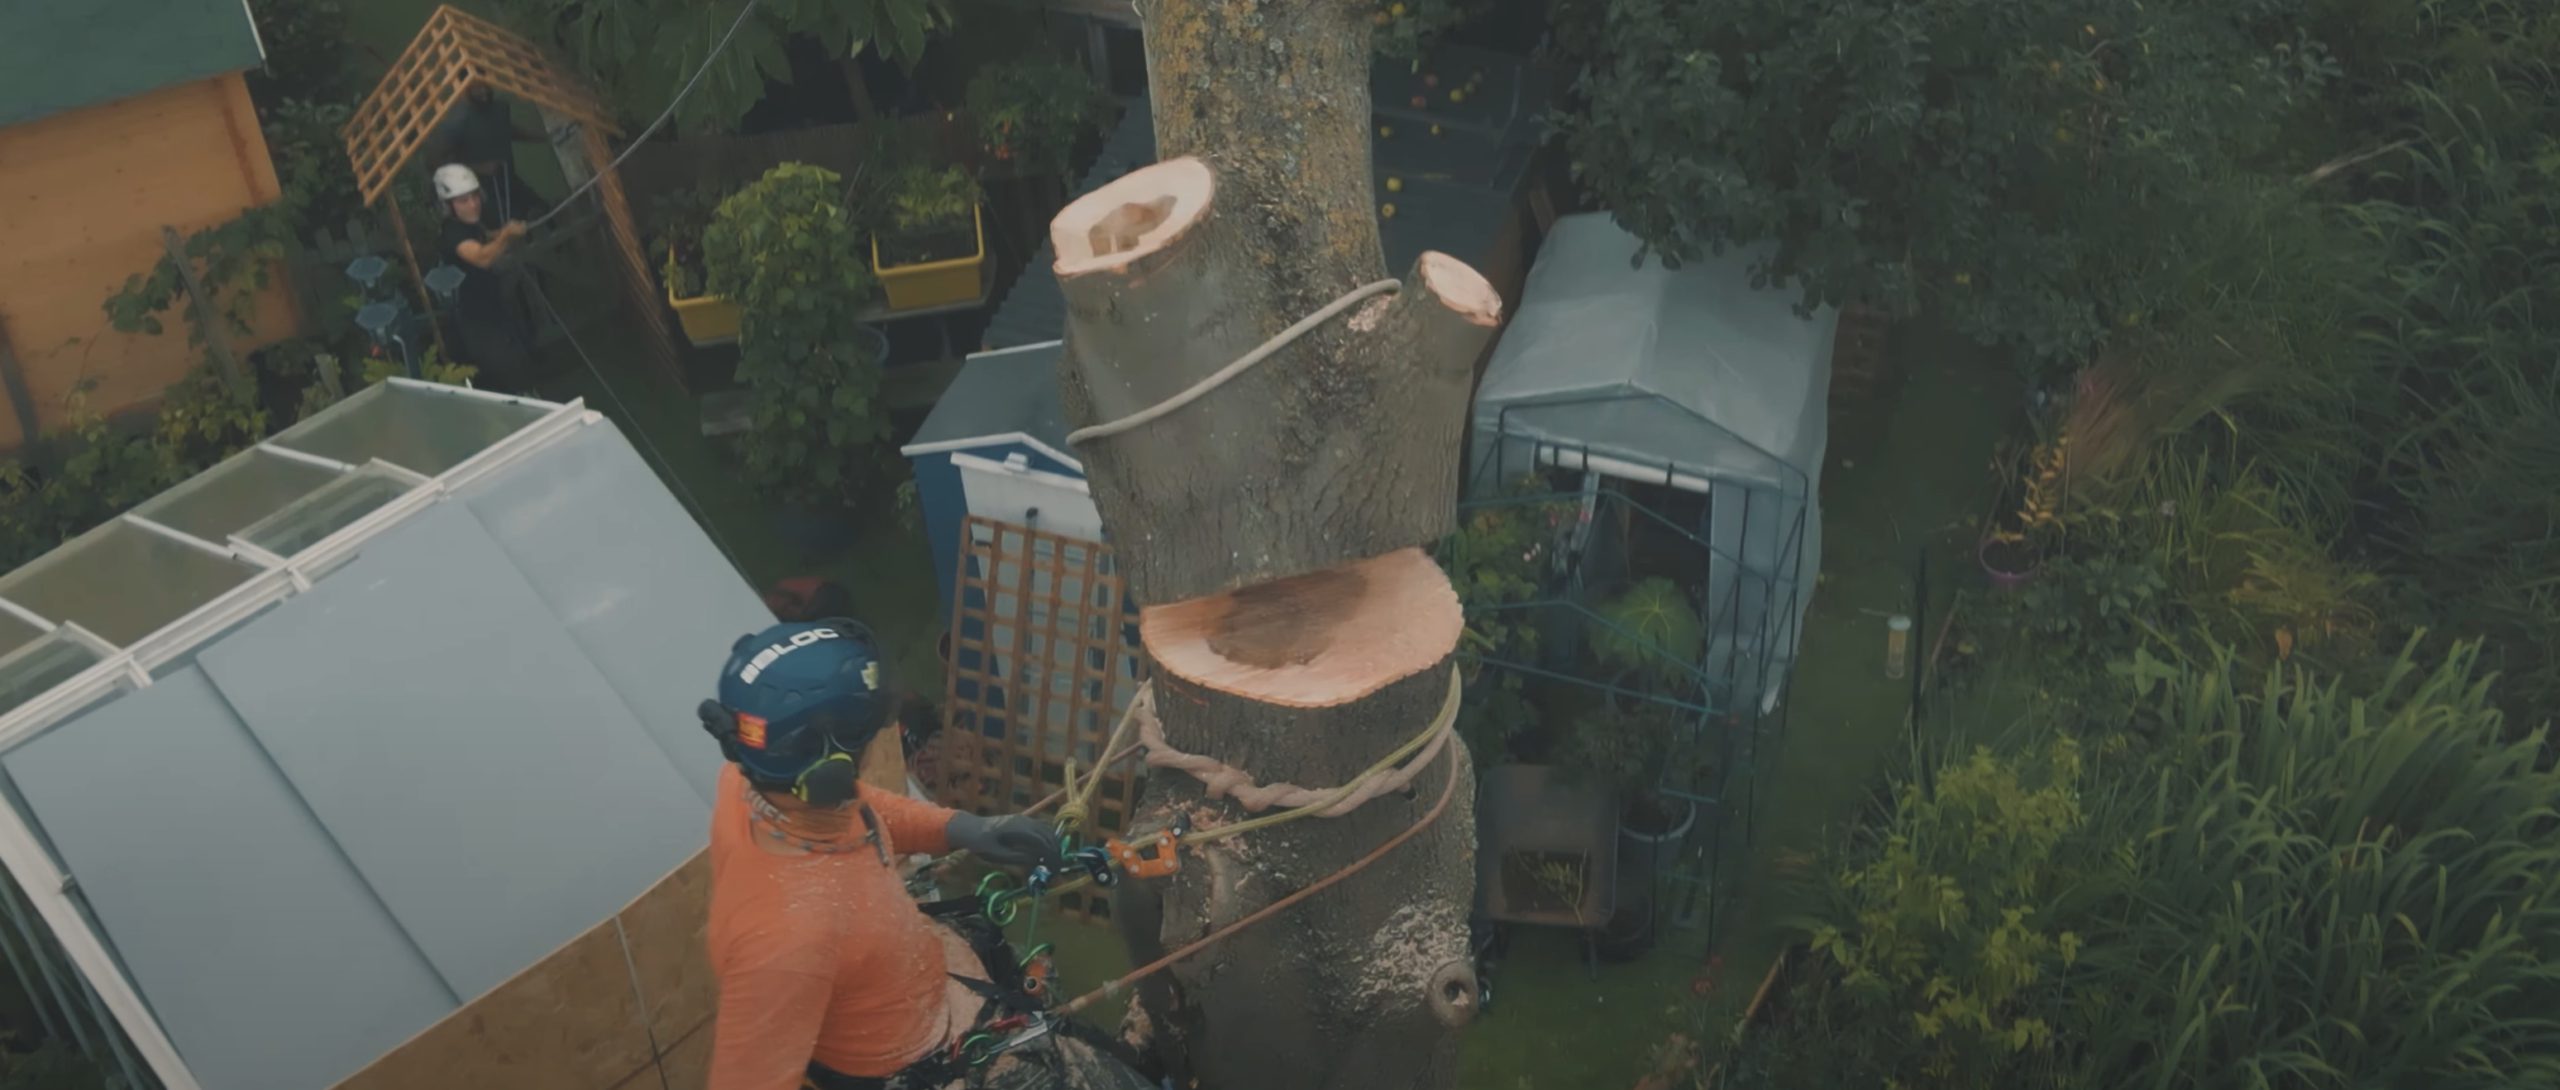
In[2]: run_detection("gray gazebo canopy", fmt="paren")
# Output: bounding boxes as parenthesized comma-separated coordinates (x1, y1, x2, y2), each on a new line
(1469, 212, 1833, 496)
(1468, 212, 1836, 707)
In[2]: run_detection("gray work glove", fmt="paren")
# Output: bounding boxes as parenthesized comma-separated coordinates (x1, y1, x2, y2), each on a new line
(947, 812, 1064, 869)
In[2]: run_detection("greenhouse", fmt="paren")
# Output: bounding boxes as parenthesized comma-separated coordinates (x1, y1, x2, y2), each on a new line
(1459, 212, 1835, 953)
(0, 381, 766, 1090)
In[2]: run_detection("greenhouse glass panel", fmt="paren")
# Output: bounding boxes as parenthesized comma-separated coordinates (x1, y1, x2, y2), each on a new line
(0, 522, 258, 647)
(0, 632, 104, 719)
(238, 466, 413, 557)
(268, 383, 546, 477)
(133, 448, 339, 543)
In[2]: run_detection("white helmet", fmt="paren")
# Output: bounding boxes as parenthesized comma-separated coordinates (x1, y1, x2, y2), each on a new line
(432, 163, 481, 201)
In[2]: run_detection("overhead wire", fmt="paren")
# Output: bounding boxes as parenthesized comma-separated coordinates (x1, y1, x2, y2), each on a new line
(520, 0, 766, 232)
(526, 279, 747, 571)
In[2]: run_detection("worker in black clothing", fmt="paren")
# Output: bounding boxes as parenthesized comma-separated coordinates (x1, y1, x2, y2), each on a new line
(432, 164, 538, 391)
(431, 84, 550, 221)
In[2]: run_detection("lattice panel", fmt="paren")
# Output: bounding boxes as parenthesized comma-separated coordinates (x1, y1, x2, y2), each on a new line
(940, 517, 1147, 922)
(343, 5, 619, 206)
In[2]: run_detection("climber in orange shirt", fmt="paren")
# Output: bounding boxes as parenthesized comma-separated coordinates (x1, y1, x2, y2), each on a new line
(695, 619, 1061, 1090)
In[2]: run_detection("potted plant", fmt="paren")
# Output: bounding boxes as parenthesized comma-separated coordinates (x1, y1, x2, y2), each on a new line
(1560, 701, 1710, 845)
(1980, 435, 2069, 589)
(871, 164, 985, 312)
(1589, 576, 1707, 704)
(965, 59, 1110, 181)
(702, 163, 889, 548)
(650, 183, 737, 346)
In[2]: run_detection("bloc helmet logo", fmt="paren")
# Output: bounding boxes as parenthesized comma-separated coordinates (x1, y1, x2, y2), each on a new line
(737, 626, 841, 685)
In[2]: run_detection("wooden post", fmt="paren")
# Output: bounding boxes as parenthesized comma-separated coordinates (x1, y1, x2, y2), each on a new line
(161, 227, 245, 386)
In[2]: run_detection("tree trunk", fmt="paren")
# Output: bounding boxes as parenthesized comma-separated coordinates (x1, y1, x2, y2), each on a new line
(1047, 3, 1504, 1088)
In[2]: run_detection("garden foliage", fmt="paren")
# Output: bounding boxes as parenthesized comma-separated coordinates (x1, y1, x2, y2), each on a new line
(702, 163, 889, 506)
(1731, 642, 2560, 1089)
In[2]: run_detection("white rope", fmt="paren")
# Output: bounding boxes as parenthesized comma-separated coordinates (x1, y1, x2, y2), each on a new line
(1133, 669, 1460, 817)
(1064, 278, 1401, 445)
(522, 0, 764, 231)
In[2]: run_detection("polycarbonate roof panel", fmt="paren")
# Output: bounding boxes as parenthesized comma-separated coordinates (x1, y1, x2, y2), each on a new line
(453, 422, 772, 806)
(132, 448, 339, 544)
(0, 520, 258, 646)
(6, 667, 456, 1090)
(196, 501, 710, 1000)
(267, 382, 548, 477)
(237, 465, 413, 557)
(0, 632, 103, 719)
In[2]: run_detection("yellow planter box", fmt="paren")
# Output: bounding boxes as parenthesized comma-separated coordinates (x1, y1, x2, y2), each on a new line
(871, 205, 986, 313)
(664, 254, 741, 346)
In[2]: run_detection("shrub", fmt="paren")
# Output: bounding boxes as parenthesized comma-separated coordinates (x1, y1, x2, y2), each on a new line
(702, 163, 887, 506)
(1731, 641, 2560, 1088)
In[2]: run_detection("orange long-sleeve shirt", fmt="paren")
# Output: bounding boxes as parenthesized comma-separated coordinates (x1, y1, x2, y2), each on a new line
(705, 765, 959, 1090)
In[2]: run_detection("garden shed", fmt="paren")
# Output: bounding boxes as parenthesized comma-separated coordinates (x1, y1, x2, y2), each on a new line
(1467, 211, 1835, 712)
(0, 0, 295, 448)
(0, 381, 767, 1090)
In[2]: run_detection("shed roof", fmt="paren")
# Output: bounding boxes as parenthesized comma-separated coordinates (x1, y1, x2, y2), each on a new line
(1470, 212, 1838, 492)
(0, 381, 767, 1090)
(0, 0, 265, 128)
(982, 43, 1547, 351)
(902, 342, 1073, 461)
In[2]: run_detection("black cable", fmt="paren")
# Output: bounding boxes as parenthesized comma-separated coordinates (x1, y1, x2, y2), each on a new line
(522, 0, 765, 232)
(526, 278, 747, 573)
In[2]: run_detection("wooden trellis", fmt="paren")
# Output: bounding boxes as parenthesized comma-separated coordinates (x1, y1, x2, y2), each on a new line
(340, 5, 676, 381)
(936, 516, 1148, 923)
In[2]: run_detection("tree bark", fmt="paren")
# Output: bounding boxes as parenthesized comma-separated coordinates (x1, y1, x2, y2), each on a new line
(1047, 3, 1505, 1089)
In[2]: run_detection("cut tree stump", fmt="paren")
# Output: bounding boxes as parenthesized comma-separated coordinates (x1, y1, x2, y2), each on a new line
(1053, 7, 1503, 1088)
(1054, 158, 1501, 607)
(1139, 547, 1461, 708)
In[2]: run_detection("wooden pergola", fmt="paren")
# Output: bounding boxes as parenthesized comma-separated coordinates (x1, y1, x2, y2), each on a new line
(341, 5, 675, 378)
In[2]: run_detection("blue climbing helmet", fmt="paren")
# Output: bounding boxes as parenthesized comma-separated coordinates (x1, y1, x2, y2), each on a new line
(696, 619, 888, 803)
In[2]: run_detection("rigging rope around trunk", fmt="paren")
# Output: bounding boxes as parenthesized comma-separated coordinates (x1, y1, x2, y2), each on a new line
(1053, 730, 1464, 1018)
(980, 665, 1463, 917)
(1064, 279, 1402, 446)
(1137, 677, 1457, 816)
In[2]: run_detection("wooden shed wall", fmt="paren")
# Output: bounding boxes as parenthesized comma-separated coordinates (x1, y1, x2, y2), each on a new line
(0, 72, 296, 448)
(332, 850, 715, 1090)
